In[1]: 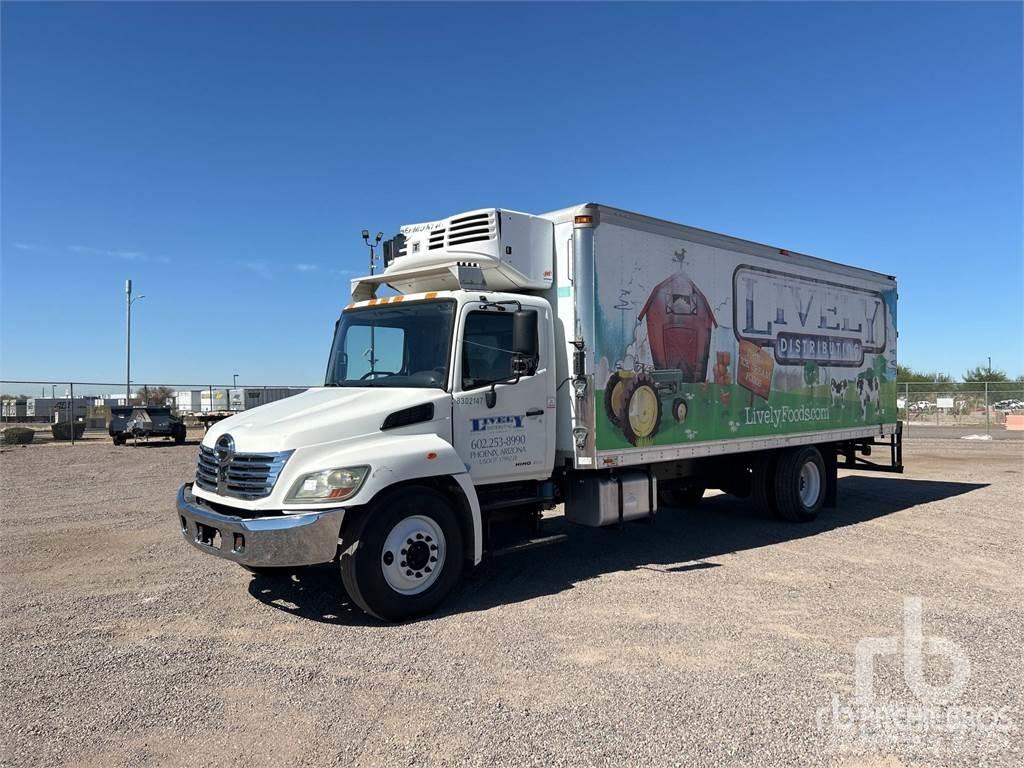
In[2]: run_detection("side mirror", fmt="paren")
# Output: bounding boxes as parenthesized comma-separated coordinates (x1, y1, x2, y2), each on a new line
(512, 310, 538, 357)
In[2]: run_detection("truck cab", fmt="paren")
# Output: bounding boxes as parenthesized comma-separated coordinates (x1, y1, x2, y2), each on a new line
(177, 208, 571, 621)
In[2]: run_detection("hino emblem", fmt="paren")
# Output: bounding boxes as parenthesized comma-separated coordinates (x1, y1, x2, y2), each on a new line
(215, 434, 235, 465)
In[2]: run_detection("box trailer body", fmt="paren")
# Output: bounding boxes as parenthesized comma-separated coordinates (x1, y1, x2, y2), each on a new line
(547, 206, 898, 470)
(200, 389, 231, 413)
(28, 397, 92, 422)
(228, 387, 307, 412)
(172, 391, 205, 414)
(175, 203, 901, 621)
(2, 399, 28, 421)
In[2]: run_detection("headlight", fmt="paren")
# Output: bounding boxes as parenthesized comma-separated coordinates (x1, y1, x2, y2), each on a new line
(286, 466, 369, 504)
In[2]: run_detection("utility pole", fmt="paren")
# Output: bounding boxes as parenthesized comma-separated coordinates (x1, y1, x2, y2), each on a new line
(233, 373, 239, 388)
(361, 229, 384, 375)
(126, 280, 145, 405)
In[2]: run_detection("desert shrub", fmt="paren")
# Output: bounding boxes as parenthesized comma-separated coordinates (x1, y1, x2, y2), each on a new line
(51, 422, 87, 441)
(0, 427, 35, 445)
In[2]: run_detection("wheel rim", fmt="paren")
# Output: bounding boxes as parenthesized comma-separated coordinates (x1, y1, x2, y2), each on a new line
(381, 515, 446, 595)
(798, 460, 822, 508)
(628, 386, 659, 437)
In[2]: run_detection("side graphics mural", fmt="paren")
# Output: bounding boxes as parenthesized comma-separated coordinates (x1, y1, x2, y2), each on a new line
(593, 225, 898, 450)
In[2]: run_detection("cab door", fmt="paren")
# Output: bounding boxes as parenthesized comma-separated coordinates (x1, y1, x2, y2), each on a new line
(452, 302, 554, 485)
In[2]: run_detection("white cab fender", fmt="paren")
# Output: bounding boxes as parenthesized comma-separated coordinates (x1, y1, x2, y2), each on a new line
(309, 432, 483, 564)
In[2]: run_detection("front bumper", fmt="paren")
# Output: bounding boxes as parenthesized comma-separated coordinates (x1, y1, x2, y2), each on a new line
(176, 483, 345, 567)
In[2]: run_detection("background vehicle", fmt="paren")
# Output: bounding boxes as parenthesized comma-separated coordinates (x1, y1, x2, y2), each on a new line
(111, 406, 186, 445)
(176, 204, 901, 621)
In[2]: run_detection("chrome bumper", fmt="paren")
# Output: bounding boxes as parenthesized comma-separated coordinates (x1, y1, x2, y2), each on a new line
(176, 483, 344, 567)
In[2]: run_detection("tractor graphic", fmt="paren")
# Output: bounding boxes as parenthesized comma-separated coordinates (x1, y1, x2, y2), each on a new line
(605, 272, 718, 445)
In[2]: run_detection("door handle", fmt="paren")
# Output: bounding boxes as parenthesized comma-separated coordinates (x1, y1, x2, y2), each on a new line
(526, 408, 544, 417)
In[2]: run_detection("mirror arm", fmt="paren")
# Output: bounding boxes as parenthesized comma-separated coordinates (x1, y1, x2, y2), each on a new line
(485, 372, 525, 409)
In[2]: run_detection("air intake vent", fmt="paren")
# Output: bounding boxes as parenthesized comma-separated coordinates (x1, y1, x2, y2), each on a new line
(448, 211, 496, 246)
(381, 402, 435, 431)
(428, 229, 446, 251)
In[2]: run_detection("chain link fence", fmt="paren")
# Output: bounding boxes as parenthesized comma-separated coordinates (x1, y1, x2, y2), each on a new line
(0, 380, 314, 444)
(898, 381, 1024, 434)
(3, 378, 1022, 445)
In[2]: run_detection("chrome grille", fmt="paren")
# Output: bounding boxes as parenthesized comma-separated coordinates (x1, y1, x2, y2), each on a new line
(195, 446, 293, 500)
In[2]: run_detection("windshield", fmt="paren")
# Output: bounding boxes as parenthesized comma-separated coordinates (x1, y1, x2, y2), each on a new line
(325, 300, 456, 389)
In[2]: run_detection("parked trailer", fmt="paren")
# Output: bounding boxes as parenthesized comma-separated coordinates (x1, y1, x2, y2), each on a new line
(172, 390, 205, 414)
(110, 406, 186, 445)
(2, 399, 28, 421)
(175, 204, 901, 621)
(28, 397, 92, 423)
(228, 387, 307, 412)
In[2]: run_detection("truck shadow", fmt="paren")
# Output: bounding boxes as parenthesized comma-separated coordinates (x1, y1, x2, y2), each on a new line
(246, 475, 986, 626)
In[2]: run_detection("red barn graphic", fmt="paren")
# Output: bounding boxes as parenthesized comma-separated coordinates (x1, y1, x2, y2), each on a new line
(638, 272, 718, 382)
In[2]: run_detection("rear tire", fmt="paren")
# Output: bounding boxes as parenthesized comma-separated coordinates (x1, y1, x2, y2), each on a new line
(774, 446, 826, 522)
(751, 451, 779, 518)
(339, 486, 463, 622)
(173, 424, 186, 445)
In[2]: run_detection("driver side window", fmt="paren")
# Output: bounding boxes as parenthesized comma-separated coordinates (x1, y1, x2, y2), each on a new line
(462, 311, 515, 390)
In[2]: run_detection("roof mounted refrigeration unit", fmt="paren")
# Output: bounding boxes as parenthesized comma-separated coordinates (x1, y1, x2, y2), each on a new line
(351, 208, 553, 300)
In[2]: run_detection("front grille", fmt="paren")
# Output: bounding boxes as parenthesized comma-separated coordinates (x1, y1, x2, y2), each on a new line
(195, 446, 293, 500)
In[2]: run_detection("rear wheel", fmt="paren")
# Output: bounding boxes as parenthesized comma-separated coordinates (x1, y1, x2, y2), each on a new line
(173, 424, 186, 444)
(340, 486, 463, 622)
(774, 446, 826, 522)
(751, 451, 779, 518)
(112, 434, 126, 446)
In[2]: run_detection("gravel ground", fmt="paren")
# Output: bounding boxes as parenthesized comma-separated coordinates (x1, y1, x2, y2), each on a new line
(1, 434, 1021, 767)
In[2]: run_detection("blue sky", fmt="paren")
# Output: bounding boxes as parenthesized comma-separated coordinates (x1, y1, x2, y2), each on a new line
(2, 1, 1021, 386)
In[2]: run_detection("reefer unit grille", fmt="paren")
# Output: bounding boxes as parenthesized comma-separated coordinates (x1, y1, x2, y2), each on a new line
(447, 211, 496, 246)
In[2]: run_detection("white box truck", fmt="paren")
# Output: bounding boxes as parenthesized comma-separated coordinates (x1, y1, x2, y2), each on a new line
(176, 204, 901, 620)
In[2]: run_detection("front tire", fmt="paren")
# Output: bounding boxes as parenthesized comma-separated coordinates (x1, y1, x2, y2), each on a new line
(340, 486, 463, 621)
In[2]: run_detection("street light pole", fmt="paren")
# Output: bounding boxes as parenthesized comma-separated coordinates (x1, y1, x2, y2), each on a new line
(233, 373, 238, 388)
(125, 280, 145, 405)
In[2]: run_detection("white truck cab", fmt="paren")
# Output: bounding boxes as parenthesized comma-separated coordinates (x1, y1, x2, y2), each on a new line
(176, 204, 902, 620)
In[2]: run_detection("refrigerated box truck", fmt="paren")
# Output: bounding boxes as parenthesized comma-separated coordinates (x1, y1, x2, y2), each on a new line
(176, 204, 901, 620)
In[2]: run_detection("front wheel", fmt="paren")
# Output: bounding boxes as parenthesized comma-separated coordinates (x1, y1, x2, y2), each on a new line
(340, 486, 463, 621)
